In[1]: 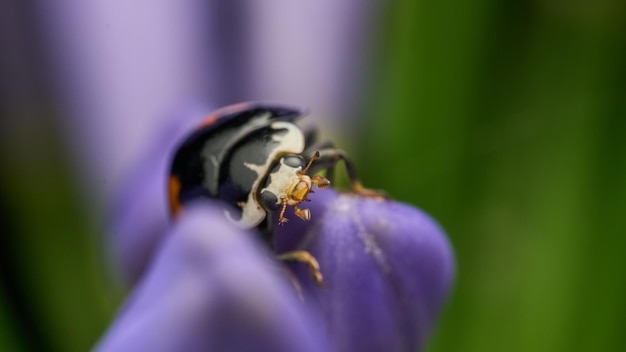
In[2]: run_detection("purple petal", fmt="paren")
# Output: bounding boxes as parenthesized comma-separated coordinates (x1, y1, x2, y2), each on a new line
(97, 202, 330, 352)
(247, 1, 382, 130)
(108, 105, 211, 284)
(38, 1, 212, 204)
(274, 189, 455, 352)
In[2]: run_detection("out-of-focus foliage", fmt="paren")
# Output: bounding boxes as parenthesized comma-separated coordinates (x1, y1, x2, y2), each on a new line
(358, 1, 626, 352)
(1, 0, 625, 351)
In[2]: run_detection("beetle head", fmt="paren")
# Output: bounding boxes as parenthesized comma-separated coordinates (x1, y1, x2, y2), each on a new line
(259, 152, 330, 223)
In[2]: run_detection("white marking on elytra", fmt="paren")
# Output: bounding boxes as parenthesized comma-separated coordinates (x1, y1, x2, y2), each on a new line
(244, 161, 266, 176)
(210, 155, 219, 168)
(271, 132, 286, 143)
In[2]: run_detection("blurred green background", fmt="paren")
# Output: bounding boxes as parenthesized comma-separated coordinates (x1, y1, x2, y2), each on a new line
(1, 1, 626, 351)
(360, 1, 626, 351)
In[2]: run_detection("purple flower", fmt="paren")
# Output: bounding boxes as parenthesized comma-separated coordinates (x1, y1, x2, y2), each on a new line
(97, 202, 331, 352)
(99, 107, 454, 352)
(37, 2, 453, 350)
(274, 190, 454, 351)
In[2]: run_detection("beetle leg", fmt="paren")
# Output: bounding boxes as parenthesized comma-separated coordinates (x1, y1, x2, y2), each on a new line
(280, 265, 304, 301)
(303, 139, 334, 157)
(302, 126, 320, 148)
(308, 147, 389, 200)
(325, 165, 336, 184)
(278, 197, 289, 225)
(277, 250, 325, 288)
(351, 180, 389, 199)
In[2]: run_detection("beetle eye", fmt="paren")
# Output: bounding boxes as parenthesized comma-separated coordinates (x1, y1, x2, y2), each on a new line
(283, 154, 305, 169)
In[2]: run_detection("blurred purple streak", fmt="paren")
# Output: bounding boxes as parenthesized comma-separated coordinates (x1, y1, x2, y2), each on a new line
(107, 103, 210, 284)
(247, 0, 382, 130)
(37, 1, 212, 205)
(35, 1, 381, 208)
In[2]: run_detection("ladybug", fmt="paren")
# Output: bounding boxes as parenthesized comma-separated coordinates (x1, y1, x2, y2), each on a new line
(168, 102, 383, 285)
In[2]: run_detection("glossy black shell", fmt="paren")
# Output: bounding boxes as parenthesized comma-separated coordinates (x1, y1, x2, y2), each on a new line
(169, 103, 306, 226)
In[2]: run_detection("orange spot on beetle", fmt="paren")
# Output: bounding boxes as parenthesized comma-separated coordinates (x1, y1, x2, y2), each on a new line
(168, 175, 183, 216)
(197, 113, 219, 129)
(196, 102, 252, 128)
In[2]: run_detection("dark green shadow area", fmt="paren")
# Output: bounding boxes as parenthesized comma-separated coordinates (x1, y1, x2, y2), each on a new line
(0, 111, 117, 351)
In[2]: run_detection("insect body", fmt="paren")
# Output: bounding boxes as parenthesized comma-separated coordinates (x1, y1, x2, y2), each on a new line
(168, 102, 382, 285)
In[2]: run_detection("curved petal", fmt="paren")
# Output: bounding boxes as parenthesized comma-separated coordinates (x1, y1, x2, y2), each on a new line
(107, 104, 212, 284)
(274, 189, 454, 352)
(97, 202, 330, 352)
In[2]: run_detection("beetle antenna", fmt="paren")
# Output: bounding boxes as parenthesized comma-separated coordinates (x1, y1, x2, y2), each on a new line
(301, 151, 320, 174)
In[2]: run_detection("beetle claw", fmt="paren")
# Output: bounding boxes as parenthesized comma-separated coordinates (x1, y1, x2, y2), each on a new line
(277, 250, 326, 288)
(294, 207, 311, 221)
(353, 181, 389, 201)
